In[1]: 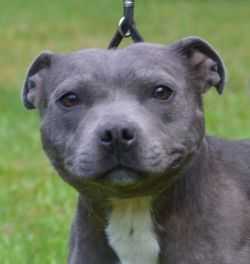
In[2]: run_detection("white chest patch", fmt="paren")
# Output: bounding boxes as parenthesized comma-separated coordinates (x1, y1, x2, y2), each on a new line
(105, 197, 159, 264)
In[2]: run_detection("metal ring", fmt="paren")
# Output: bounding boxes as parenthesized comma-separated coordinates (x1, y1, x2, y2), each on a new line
(118, 17, 131, 37)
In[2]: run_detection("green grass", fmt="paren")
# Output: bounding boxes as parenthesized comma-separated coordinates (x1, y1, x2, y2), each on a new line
(1, 0, 250, 263)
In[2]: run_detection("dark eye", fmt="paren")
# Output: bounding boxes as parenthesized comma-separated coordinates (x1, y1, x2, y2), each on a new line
(58, 92, 80, 108)
(152, 85, 174, 100)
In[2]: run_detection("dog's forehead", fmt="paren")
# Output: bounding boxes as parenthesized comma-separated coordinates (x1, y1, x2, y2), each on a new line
(53, 43, 183, 82)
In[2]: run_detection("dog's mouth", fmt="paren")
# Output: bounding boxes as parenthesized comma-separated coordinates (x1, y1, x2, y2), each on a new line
(100, 166, 143, 186)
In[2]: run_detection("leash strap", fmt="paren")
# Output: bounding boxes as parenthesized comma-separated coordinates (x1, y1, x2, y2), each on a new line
(108, 0, 144, 49)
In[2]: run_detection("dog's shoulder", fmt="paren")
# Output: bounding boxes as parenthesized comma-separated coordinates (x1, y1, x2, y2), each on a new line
(207, 136, 250, 164)
(207, 136, 250, 196)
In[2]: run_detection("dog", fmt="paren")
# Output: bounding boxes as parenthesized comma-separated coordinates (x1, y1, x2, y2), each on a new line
(22, 37, 250, 264)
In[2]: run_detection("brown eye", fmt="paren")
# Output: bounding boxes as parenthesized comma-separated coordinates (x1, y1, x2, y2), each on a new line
(59, 92, 80, 108)
(152, 85, 174, 101)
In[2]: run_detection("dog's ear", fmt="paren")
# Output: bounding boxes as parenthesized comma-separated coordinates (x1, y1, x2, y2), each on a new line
(22, 51, 53, 109)
(172, 37, 227, 94)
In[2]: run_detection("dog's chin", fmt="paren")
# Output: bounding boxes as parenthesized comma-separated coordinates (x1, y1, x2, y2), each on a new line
(97, 168, 159, 198)
(101, 167, 143, 186)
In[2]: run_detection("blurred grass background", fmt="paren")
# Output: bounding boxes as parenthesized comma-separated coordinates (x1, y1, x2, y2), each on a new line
(1, 0, 250, 263)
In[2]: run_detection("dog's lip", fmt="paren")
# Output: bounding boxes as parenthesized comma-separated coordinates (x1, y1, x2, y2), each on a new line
(99, 165, 142, 185)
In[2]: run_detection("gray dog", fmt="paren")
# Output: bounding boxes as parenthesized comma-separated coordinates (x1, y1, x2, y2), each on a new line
(22, 37, 250, 264)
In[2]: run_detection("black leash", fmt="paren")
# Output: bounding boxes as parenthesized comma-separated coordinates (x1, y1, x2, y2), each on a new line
(108, 0, 144, 49)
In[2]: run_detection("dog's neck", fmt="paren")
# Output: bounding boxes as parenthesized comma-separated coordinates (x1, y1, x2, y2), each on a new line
(103, 138, 210, 264)
(105, 196, 159, 264)
(78, 138, 210, 264)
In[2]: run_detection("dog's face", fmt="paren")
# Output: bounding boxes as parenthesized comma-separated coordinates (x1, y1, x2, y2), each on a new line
(22, 37, 226, 198)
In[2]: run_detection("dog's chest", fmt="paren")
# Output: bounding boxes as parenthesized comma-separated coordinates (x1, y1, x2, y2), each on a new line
(105, 197, 159, 264)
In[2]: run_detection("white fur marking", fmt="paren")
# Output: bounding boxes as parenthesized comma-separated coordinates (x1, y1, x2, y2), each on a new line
(106, 197, 159, 264)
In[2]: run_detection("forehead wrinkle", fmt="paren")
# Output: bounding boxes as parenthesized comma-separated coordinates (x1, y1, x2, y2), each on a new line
(115, 67, 179, 88)
(52, 74, 97, 96)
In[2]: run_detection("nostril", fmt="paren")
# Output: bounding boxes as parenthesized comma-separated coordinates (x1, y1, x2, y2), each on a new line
(100, 129, 113, 144)
(98, 124, 136, 149)
(121, 128, 135, 142)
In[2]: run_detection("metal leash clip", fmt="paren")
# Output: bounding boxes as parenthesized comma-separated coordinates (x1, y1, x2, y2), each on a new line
(108, 0, 144, 49)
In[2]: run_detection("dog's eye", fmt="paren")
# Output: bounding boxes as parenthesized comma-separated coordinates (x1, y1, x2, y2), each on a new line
(152, 85, 174, 101)
(58, 92, 80, 108)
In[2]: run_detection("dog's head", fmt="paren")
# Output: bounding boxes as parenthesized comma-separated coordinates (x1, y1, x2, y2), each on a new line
(22, 37, 226, 198)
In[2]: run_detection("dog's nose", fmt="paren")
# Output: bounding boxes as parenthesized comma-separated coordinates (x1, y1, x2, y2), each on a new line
(98, 123, 136, 151)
